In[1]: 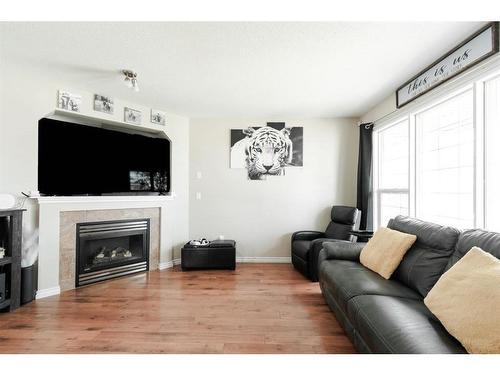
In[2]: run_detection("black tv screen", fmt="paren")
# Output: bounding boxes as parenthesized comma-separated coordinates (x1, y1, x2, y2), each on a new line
(38, 118, 170, 196)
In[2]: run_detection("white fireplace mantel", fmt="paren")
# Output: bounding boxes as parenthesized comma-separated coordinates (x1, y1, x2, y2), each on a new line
(36, 195, 175, 299)
(37, 195, 174, 205)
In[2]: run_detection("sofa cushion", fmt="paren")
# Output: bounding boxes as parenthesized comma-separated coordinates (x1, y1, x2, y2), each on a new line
(445, 228, 500, 271)
(291, 240, 310, 260)
(347, 295, 466, 354)
(320, 241, 365, 262)
(360, 227, 416, 279)
(424, 247, 500, 354)
(388, 215, 460, 297)
(319, 259, 421, 314)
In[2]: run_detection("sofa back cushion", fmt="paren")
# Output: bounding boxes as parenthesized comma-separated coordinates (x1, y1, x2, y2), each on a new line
(388, 216, 460, 297)
(445, 228, 500, 272)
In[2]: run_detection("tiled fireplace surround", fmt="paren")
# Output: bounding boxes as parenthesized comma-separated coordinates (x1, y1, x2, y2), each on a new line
(35, 196, 174, 298)
(59, 208, 161, 291)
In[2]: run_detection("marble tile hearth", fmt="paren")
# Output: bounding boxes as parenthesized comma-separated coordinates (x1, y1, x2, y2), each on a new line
(59, 208, 160, 291)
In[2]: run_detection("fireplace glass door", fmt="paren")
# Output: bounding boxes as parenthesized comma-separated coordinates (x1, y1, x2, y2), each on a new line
(76, 219, 149, 287)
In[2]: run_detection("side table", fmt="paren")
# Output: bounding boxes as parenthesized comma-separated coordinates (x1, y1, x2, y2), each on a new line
(349, 230, 374, 243)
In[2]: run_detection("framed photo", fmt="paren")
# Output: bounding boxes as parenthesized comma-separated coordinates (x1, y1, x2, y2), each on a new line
(57, 90, 81, 112)
(124, 107, 142, 125)
(151, 109, 166, 126)
(94, 94, 114, 114)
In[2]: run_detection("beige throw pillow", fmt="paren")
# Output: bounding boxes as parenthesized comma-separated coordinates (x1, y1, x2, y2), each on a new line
(360, 227, 416, 279)
(424, 247, 500, 354)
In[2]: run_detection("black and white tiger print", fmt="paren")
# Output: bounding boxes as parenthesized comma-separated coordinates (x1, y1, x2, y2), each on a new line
(243, 126, 293, 180)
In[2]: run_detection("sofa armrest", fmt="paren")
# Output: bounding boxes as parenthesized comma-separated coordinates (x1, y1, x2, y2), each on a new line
(291, 230, 325, 242)
(308, 238, 351, 281)
(321, 241, 365, 262)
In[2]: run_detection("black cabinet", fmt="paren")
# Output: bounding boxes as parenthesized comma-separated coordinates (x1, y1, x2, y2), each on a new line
(0, 209, 24, 312)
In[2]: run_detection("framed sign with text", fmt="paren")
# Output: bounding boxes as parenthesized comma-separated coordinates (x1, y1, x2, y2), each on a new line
(396, 22, 499, 108)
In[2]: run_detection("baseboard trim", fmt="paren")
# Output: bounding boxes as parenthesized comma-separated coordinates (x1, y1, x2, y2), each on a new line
(158, 258, 181, 270)
(36, 258, 291, 297)
(236, 257, 291, 263)
(36, 286, 61, 299)
(158, 261, 173, 270)
(159, 257, 291, 268)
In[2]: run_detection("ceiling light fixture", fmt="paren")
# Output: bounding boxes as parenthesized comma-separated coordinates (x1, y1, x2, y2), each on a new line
(122, 70, 139, 92)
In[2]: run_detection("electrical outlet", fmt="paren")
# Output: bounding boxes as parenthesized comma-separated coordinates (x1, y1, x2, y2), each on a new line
(196, 192, 202, 200)
(196, 171, 202, 179)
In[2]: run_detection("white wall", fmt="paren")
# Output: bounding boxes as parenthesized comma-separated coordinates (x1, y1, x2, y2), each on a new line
(189, 118, 359, 260)
(360, 93, 396, 124)
(0, 58, 190, 263)
(0, 58, 360, 266)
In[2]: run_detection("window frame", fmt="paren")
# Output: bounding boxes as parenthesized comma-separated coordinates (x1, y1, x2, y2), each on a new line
(480, 71, 500, 231)
(373, 117, 410, 229)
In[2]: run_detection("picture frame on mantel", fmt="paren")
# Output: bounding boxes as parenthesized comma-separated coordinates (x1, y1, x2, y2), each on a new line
(396, 22, 499, 108)
(57, 90, 82, 112)
(94, 94, 114, 115)
(151, 109, 166, 126)
(124, 107, 142, 125)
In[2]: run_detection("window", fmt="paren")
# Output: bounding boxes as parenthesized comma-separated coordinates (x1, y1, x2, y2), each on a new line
(375, 119, 409, 227)
(373, 65, 500, 231)
(415, 90, 475, 228)
(485, 74, 500, 232)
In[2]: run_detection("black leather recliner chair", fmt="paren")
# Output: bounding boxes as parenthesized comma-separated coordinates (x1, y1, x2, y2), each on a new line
(291, 205, 360, 281)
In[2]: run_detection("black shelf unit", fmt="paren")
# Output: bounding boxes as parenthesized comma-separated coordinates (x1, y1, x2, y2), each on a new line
(0, 208, 24, 312)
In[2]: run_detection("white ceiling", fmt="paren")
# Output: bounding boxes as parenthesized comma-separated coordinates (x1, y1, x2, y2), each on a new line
(0, 22, 485, 118)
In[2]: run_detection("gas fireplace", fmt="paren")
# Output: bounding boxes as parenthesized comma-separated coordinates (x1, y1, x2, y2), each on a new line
(76, 219, 150, 287)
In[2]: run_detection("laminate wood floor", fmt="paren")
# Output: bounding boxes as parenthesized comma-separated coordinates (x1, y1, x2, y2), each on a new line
(0, 264, 355, 353)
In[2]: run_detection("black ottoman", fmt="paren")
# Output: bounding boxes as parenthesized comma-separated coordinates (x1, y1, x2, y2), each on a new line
(181, 240, 236, 270)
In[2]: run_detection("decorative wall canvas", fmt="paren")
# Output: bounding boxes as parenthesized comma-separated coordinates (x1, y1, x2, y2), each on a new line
(151, 109, 166, 125)
(57, 90, 81, 112)
(124, 107, 142, 125)
(230, 122, 303, 180)
(94, 94, 114, 114)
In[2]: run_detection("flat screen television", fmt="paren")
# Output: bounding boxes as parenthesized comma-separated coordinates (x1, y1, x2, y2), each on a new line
(38, 117, 171, 196)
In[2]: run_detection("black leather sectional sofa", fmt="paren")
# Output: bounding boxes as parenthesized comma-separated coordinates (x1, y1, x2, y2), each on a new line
(318, 215, 500, 354)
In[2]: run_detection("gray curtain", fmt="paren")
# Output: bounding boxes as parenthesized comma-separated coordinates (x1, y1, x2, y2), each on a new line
(356, 123, 373, 230)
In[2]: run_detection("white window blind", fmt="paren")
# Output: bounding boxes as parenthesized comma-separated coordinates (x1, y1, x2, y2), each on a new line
(376, 119, 409, 227)
(485, 74, 500, 232)
(415, 90, 475, 229)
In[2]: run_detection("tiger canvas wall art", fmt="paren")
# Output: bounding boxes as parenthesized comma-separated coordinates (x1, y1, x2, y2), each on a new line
(230, 122, 303, 180)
